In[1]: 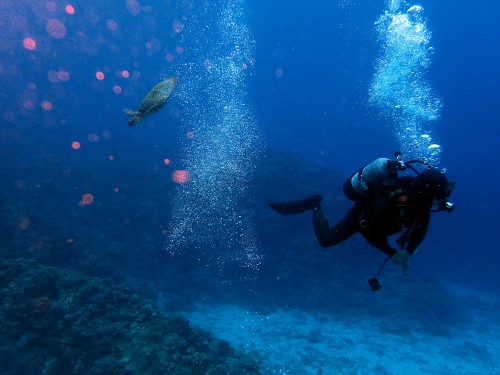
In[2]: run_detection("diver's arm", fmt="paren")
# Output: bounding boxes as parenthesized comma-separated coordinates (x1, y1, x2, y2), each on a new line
(405, 215, 430, 254)
(364, 197, 397, 257)
(368, 233, 397, 257)
(373, 240, 397, 257)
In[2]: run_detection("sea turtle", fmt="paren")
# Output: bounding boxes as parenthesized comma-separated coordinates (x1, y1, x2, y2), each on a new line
(123, 77, 178, 126)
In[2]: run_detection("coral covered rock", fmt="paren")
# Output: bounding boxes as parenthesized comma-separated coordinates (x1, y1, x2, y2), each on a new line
(0, 258, 259, 375)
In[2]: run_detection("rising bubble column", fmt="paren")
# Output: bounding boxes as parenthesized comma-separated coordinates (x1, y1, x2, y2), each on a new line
(369, 0, 442, 164)
(168, 0, 262, 275)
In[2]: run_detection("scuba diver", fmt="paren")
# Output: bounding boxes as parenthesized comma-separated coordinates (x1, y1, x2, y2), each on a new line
(269, 152, 455, 278)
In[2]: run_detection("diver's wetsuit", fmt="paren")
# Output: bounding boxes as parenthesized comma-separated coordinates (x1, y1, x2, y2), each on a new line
(312, 177, 432, 257)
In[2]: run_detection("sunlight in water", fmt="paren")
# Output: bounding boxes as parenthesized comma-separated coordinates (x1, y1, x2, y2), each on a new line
(369, 0, 442, 165)
(166, 0, 262, 275)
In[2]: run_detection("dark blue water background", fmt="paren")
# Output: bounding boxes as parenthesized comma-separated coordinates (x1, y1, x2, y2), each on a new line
(1, 0, 499, 293)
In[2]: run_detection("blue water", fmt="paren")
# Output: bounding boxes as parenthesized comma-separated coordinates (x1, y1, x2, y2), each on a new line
(1, 0, 499, 373)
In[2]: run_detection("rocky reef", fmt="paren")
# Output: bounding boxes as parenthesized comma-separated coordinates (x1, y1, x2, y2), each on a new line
(0, 257, 259, 375)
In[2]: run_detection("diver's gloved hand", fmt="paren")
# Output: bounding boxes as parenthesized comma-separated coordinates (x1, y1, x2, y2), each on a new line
(391, 250, 409, 266)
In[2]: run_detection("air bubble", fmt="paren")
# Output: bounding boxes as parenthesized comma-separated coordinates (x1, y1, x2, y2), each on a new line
(167, 0, 262, 275)
(369, 1, 442, 165)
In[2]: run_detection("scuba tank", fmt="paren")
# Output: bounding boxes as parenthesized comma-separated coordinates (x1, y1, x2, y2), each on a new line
(343, 156, 401, 201)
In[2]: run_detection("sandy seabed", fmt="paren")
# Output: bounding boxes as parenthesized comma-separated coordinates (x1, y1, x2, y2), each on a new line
(183, 286, 499, 375)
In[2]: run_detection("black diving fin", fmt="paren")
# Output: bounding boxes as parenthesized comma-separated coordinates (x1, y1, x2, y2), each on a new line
(268, 194, 322, 215)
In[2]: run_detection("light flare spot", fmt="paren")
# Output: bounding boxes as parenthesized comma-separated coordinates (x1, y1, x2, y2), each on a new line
(87, 133, 100, 142)
(145, 38, 161, 52)
(23, 38, 36, 50)
(95, 71, 105, 80)
(65, 4, 75, 15)
(163, 158, 171, 165)
(172, 20, 184, 33)
(113, 85, 122, 94)
(71, 141, 81, 150)
(48, 70, 59, 82)
(121, 70, 130, 78)
(46, 19, 66, 39)
(23, 100, 35, 110)
(45, 1, 57, 12)
(126, 0, 141, 16)
(108, 154, 114, 160)
(106, 19, 118, 31)
(175, 46, 183, 55)
(166, 53, 175, 62)
(57, 70, 70, 81)
(41, 100, 53, 111)
(171, 170, 189, 184)
(186, 131, 195, 139)
(81, 193, 94, 205)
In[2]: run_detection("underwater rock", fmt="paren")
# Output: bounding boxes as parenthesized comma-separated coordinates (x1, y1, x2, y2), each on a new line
(0, 257, 260, 375)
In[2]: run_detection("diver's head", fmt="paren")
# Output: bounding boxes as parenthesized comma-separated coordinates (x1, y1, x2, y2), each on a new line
(414, 168, 453, 200)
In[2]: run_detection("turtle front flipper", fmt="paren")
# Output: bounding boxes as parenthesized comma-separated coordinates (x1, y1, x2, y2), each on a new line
(123, 108, 137, 117)
(123, 108, 142, 126)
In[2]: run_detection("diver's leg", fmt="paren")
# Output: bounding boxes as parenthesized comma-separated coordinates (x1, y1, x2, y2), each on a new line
(313, 205, 359, 247)
(269, 194, 322, 215)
